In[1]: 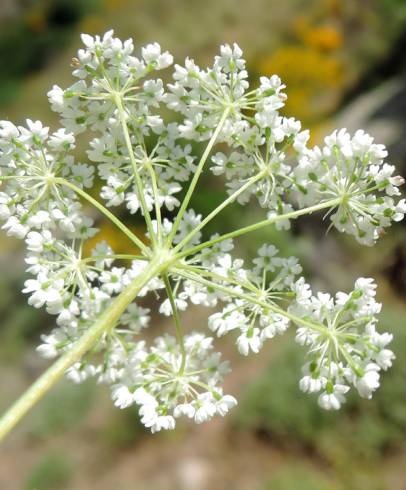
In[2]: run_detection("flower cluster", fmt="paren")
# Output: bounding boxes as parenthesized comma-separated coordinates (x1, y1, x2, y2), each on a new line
(48, 30, 194, 220)
(30, 247, 154, 375)
(206, 244, 299, 355)
(48, 30, 173, 136)
(292, 277, 394, 409)
(0, 31, 403, 435)
(112, 333, 236, 432)
(294, 129, 406, 245)
(0, 120, 93, 239)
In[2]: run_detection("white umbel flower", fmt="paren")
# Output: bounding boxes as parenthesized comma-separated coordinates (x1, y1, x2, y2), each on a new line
(0, 31, 402, 436)
(318, 384, 349, 410)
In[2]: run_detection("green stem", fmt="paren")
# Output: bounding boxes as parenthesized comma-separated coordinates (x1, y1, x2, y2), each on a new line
(114, 95, 157, 248)
(0, 255, 166, 442)
(146, 161, 162, 243)
(0, 175, 28, 181)
(181, 262, 259, 296)
(339, 345, 363, 376)
(174, 267, 326, 334)
(82, 254, 146, 263)
(55, 178, 150, 255)
(177, 198, 341, 259)
(162, 273, 187, 374)
(191, 380, 221, 398)
(336, 316, 372, 332)
(174, 169, 266, 252)
(167, 108, 230, 246)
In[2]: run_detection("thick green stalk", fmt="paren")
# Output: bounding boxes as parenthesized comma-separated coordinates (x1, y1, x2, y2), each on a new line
(174, 267, 326, 334)
(162, 273, 187, 374)
(146, 161, 163, 243)
(56, 178, 149, 255)
(166, 108, 230, 245)
(177, 198, 341, 259)
(173, 169, 266, 252)
(0, 255, 166, 442)
(114, 95, 157, 247)
(82, 254, 147, 263)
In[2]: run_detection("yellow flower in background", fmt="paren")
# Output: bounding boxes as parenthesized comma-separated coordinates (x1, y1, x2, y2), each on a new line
(253, 12, 347, 129)
(25, 9, 47, 33)
(257, 46, 344, 124)
(299, 24, 343, 52)
(294, 15, 343, 52)
(83, 220, 146, 257)
(78, 15, 106, 36)
(104, 0, 133, 11)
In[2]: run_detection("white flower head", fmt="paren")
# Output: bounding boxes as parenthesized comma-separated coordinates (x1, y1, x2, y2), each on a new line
(0, 31, 401, 436)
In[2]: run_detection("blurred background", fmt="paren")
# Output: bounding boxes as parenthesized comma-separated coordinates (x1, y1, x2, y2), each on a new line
(0, 0, 405, 489)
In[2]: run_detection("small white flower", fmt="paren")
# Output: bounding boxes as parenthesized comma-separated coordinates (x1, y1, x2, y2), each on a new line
(100, 267, 126, 295)
(159, 295, 188, 316)
(36, 334, 61, 359)
(49, 128, 75, 151)
(195, 398, 216, 424)
(22, 275, 63, 309)
(25, 230, 54, 253)
(19, 119, 49, 145)
(151, 415, 176, 433)
(2, 216, 29, 238)
(376, 349, 395, 370)
(112, 385, 136, 409)
(356, 364, 380, 399)
(121, 303, 150, 333)
(299, 375, 324, 394)
(142, 42, 173, 69)
(237, 329, 262, 356)
(174, 403, 195, 419)
(318, 384, 349, 410)
(216, 395, 237, 416)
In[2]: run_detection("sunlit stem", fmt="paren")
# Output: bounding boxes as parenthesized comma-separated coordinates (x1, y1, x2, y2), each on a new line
(82, 254, 146, 263)
(180, 262, 259, 296)
(146, 160, 163, 243)
(336, 316, 372, 331)
(162, 273, 187, 374)
(55, 178, 149, 255)
(173, 169, 266, 252)
(192, 380, 221, 399)
(0, 255, 165, 442)
(166, 108, 230, 246)
(339, 344, 363, 376)
(0, 175, 35, 181)
(177, 198, 341, 259)
(174, 267, 326, 335)
(114, 94, 158, 248)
